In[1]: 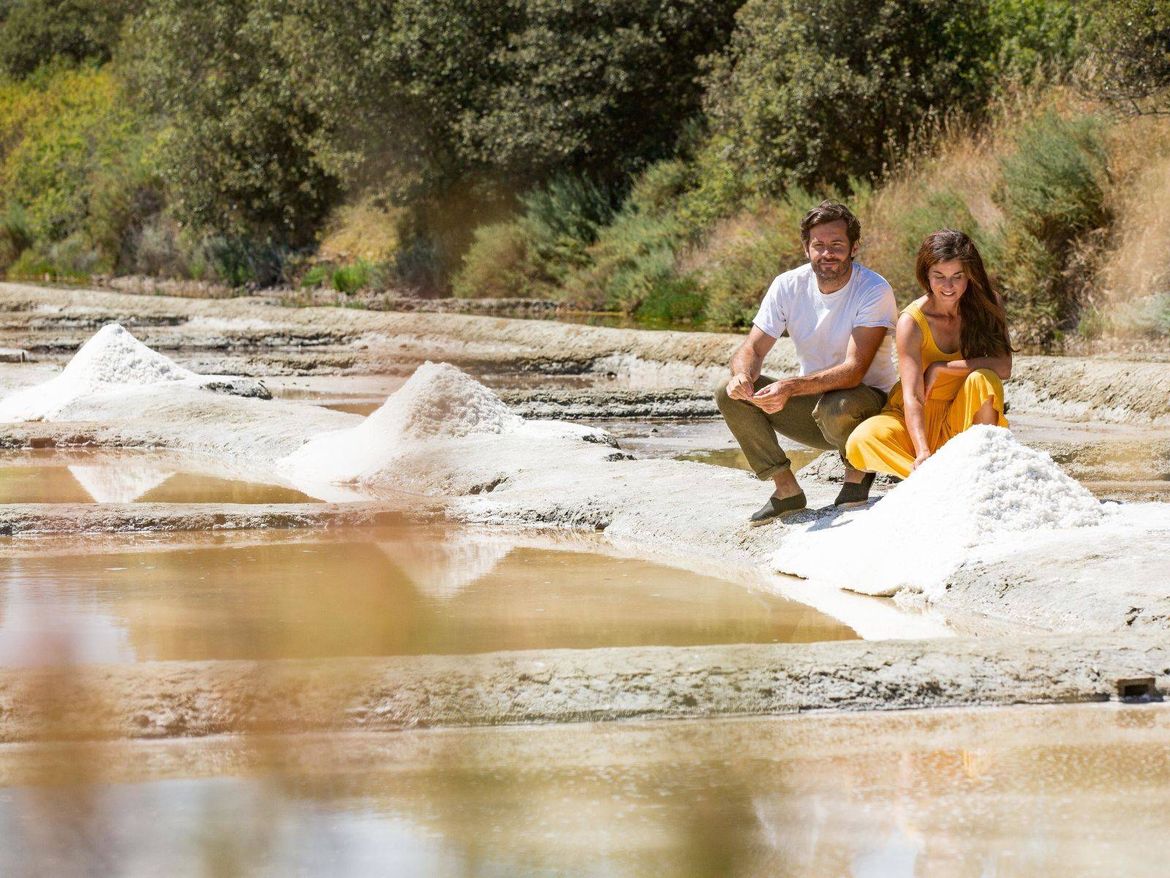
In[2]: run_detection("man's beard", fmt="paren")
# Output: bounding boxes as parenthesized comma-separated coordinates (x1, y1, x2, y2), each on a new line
(811, 257, 852, 285)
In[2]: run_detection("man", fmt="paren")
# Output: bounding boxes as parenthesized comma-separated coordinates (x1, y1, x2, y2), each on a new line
(715, 201, 898, 525)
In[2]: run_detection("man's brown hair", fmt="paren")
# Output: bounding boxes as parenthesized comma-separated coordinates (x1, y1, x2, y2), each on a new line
(800, 201, 861, 247)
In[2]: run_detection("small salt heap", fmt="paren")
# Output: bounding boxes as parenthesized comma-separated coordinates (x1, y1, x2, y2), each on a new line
(773, 426, 1106, 599)
(0, 323, 197, 421)
(281, 362, 523, 482)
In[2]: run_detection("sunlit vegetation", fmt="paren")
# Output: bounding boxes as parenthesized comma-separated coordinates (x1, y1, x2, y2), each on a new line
(0, 0, 1164, 345)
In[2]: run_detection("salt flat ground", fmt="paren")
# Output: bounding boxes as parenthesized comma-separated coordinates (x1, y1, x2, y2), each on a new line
(0, 281, 1168, 729)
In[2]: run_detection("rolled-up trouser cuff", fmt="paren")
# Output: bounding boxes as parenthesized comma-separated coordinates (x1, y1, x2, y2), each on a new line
(754, 459, 792, 481)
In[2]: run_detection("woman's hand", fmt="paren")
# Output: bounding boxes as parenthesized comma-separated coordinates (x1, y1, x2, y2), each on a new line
(912, 449, 932, 471)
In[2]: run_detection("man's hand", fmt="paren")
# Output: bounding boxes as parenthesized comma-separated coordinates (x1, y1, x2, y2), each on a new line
(726, 372, 755, 401)
(912, 449, 932, 470)
(751, 379, 794, 414)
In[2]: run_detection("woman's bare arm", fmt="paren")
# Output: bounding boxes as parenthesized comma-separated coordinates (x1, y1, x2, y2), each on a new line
(895, 314, 932, 468)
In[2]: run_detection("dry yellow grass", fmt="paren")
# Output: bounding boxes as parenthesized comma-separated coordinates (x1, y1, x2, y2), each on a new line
(1098, 115, 1170, 303)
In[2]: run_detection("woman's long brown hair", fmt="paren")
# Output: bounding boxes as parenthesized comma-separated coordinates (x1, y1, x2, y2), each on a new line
(914, 229, 1013, 359)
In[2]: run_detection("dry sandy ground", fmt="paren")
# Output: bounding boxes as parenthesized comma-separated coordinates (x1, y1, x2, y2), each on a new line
(1, 282, 1169, 736)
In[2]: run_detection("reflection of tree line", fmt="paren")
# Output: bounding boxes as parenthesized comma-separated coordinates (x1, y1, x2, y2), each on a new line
(3, 689, 1166, 873)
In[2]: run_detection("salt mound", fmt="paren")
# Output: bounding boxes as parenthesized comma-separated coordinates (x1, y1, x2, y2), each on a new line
(0, 323, 196, 421)
(58, 323, 195, 388)
(364, 361, 522, 442)
(282, 362, 523, 482)
(772, 426, 1106, 599)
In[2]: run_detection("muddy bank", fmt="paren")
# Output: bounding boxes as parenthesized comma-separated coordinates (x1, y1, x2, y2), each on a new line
(0, 634, 1163, 742)
(0, 501, 423, 536)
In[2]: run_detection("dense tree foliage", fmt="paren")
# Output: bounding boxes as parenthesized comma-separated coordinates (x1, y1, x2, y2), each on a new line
(125, 0, 739, 277)
(703, 0, 1000, 194)
(0, 0, 140, 78)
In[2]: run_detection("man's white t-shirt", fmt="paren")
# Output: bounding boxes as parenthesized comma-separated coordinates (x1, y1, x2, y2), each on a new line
(752, 262, 899, 393)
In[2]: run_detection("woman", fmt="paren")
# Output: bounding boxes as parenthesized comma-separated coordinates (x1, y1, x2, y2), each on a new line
(846, 229, 1013, 479)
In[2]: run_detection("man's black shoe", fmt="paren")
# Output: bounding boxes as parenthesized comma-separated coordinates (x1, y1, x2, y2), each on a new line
(833, 471, 876, 507)
(749, 491, 807, 525)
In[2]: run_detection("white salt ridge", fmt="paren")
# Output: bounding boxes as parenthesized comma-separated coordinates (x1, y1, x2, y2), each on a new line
(281, 361, 524, 482)
(772, 426, 1107, 600)
(0, 323, 198, 421)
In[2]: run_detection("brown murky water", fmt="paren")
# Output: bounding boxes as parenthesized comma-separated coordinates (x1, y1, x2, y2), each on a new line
(0, 703, 1166, 876)
(0, 450, 318, 504)
(0, 528, 856, 664)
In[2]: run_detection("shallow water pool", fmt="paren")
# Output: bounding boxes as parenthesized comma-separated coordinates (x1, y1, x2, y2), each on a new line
(0, 527, 857, 664)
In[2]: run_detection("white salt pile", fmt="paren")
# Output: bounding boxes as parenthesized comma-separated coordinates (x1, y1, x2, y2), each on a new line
(281, 361, 524, 482)
(0, 323, 197, 421)
(772, 426, 1106, 599)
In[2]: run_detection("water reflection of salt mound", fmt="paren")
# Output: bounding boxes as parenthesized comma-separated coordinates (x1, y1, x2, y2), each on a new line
(773, 426, 1106, 599)
(377, 535, 513, 601)
(68, 465, 176, 504)
(0, 323, 196, 421)
(282, 362, 527, 483)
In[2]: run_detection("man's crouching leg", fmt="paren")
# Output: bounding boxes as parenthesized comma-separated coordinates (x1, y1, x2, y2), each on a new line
(812, 385, 887, 506)
(714, 376, 792, 481)
(714, 377, 807, 524)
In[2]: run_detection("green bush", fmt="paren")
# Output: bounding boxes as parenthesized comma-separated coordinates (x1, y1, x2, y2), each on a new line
(563, 208, 686, 312)
(453, 221, 546, 299)
(1108, 293, 1170, 337)
(988, 0, 1082, 82)
(995, 111, 1109, 347)
(124, 212, 191, 277)
(634, 275, 706, 325)
(0, 203, 32, 270)
(452, 174, 617, 300)
(189, 235, 292, 287)
(1079, 0, 1170, 115)
(301, 264, 330, 289)
(127, 1, 342, 249)
(331, 260, 371, 294)
(8, 233, 100, 281)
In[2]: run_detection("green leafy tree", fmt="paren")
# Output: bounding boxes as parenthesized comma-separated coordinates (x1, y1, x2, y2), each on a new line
(988, 0, 1082, 81)
(1079, 0, 1170, 114)
(453, 0, 741, 185)
(0, 66, 158, 275)
(125, 0, 342, 259)
(704, 0, 1000, 194)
